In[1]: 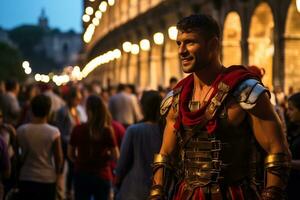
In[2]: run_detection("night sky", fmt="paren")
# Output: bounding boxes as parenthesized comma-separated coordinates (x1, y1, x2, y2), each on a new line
(0, 0, 83, 33)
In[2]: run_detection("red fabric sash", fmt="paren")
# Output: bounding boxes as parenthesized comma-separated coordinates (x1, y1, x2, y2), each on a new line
(173, 180, 246, 200)
(173, 65, 259, 133)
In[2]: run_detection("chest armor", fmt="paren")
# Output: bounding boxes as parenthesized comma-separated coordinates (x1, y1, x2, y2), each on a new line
(178, 106, 262, 188)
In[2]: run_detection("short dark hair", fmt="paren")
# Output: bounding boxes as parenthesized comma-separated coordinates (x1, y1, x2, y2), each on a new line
(117, 84, 126, 92)
(141, 90, 162, 122)
(169, 77, 178, 84)
(31, 94, 51, 118)
(177, 14, 221, 40)
(65, 87, 80, 106)
(5, 79, 18, 92)
(289, 92, 300, 110)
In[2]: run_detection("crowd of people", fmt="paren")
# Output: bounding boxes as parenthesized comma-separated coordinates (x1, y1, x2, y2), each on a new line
(0, 78, 170, 200)
(0, 76, 298, 200)
(0, 14, 299, 200)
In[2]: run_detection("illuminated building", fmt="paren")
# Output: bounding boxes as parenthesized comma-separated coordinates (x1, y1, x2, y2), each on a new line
(82, 0, 300, 92)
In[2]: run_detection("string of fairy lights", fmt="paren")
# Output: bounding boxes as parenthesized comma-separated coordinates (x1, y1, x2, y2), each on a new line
(23, 25, 178, 86)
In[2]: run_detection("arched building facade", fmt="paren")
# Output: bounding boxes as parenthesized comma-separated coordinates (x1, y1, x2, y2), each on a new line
(82, 0, 300, 92)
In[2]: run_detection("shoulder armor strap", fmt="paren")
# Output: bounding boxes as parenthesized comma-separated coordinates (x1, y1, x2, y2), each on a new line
(160, 86, 182, 116)
(233, 79, 269, 110)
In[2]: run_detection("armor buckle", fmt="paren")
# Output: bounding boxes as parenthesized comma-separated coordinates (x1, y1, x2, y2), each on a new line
(212, 151, 220, 160)
(212, 160, 222, 171)
(211, 140, 221, 151)
(211, 171, 220, 183)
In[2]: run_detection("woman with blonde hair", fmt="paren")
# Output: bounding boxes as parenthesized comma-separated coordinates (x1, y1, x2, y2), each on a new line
(68, 95, 119, 200)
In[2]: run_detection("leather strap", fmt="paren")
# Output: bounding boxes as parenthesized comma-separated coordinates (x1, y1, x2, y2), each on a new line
(181, 81, 230, 148)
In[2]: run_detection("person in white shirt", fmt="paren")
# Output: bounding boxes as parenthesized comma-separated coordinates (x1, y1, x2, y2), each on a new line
(17, 94, 63, 200)
(109, 84, 142, 128)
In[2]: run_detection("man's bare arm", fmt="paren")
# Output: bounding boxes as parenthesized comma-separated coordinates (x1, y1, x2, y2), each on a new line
(248, 92, 291, 190)
(149, 104, 178, 200)
(153, 106, 177, 185)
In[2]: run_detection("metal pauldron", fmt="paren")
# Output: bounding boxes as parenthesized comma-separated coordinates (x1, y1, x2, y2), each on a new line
(233, 78, 269, 110)
(149, 154, 172, 200)
(160, 91, 174, 116)
(262, 153, 291, 200)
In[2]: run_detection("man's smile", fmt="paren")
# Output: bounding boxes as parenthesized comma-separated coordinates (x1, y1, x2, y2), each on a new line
(181, 57, 193, 65)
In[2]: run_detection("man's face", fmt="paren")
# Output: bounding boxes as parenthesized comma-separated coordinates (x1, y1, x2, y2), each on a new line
(176, 30, 209, 73)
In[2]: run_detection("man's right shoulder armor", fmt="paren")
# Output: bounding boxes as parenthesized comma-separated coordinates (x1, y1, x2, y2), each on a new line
(160, 87, 182, 116)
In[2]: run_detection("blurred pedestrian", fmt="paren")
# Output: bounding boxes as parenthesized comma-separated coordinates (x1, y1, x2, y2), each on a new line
(68, 95, 119, 200)
(41, 83, 65, 122)
(166, 77, 178, 92)
(0, 137, 10, 200)
(115, 90, 163, 200)
(0, 108, 17, 197)
(18, 84, 39, 126)
(109, 84, 140, 128)
(286, 92, 300, 200)
(125, 84, 143, 122)
(0, 108, 16, 167)
(0, 81, 5, 97)
(17, 94, 63, 200)
(54, 87, 85, 200)
(109, 120, 126, 200)
(0, 80, 20, 126)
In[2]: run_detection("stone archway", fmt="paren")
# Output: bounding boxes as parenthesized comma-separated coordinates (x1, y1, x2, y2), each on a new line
(128, 51, 138, 84)
(248, 2, 274, 89)
(222, 11, 242, 67)
(150, 44, 163, 89)
(284, 0, 300, 92)
(164, 38, 181, 86)
(140, 48, 150, 89)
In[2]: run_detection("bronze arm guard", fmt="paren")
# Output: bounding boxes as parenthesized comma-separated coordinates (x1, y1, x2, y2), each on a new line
(149, 154, 172, 200)
(261, 153, 291, 200)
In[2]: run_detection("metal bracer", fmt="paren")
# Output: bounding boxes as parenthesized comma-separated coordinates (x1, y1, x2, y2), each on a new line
(149, 154, 172, 200)
(262, 153, 291, 200)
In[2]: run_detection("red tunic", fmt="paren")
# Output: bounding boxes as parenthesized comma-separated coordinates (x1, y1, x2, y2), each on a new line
(70, 123, 117, 181)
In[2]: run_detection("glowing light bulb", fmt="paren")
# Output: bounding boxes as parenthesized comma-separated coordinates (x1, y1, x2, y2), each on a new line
(168, 26, 178, 40)
(153, 32, 164, 45)
(108, 0, 115, 6)
(122, 41, 132, 52)
(82, 14, 90, 22)
(99, 1, 108, 12)
(131, 44, 140, 54)
(85, 7, 94, 15)
(140, 39, 150, 51)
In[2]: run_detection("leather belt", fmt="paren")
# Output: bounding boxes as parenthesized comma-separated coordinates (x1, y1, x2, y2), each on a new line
(186, 141, 213, 149)
(184, 160, 225, 171)
(185, 170, 221, 183)
(184, 151, 211, 159)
